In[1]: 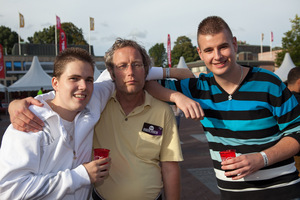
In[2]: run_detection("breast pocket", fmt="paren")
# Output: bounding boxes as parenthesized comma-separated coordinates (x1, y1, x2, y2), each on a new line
(136, 131, 162, 161)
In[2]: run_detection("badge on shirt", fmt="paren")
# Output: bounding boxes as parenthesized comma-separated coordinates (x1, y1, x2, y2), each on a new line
(142, 123, 163, 136)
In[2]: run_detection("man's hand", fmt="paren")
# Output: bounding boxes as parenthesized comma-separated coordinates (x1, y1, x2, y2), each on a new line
(221, 153, 264, 180)
(8, 97, 44, 132)
(170, 92, 205, 121)
(83, 157, 111, 184)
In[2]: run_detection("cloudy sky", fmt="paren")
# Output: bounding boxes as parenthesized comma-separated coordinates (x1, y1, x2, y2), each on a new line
(0, 0, 299, 56)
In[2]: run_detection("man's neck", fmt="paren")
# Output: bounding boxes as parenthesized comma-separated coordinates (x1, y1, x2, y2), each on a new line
(214, 65, 248, 94)
(288, 84, 300, 93)
(116, 90, 145, 115)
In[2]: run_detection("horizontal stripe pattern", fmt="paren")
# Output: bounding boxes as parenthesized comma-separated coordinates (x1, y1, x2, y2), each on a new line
(162, 66, 300, 199)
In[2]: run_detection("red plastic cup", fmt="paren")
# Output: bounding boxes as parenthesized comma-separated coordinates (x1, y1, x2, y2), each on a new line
(219, 149, 236, 162)
(94, 148, 110, 160)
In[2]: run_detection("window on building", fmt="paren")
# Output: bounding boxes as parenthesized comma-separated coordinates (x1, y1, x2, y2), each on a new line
(14, 61, 22, 71)
(23, 62, 31, 71)
(5, 61, 12, 71)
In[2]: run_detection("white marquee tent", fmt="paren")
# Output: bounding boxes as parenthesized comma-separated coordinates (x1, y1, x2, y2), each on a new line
(274, 53, 296, 82)
(177, 56, 189, 69)
(7, 56, 52, 92)
(0, 83, 6, 92)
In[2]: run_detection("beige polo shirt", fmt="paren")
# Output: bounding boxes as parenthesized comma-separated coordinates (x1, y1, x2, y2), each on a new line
(93, 91, 183, 200)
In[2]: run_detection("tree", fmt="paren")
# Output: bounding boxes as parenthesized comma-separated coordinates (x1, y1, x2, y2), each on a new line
(149, 43, 166, 67)
(171, 36, 199, 66)
(28, 22, 88, 45)
(0, 26, 20, 54)
(275, 14, 300, 67)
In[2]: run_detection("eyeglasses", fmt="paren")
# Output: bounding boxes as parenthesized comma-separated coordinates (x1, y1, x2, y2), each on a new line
(115, 62, 144, 71)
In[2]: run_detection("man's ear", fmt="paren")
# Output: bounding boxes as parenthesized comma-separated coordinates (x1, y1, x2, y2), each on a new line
(52, 77, 58, 91)
(108, 68, 115, 81)
(232, 36, 238, 53)
(197, 47, 203, 60)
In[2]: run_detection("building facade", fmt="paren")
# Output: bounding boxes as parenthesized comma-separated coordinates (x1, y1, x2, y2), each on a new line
(0, 44, 106, 87)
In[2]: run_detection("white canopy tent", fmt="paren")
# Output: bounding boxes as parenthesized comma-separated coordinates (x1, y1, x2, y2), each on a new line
(7, 56, 52, 92)
(274, 53, 296, 82)
(177, 56, 189, 69)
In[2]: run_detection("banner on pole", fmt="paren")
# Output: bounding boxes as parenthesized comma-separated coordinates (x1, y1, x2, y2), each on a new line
(59, 29, 67, 52)
(56, 16, 61, 30)
(271, 31, 274, 42)
(90, 17, 94, 31)
(0, 44, 5, 79)
(19, 13, 25, 28)
(167, 34, 172, 68)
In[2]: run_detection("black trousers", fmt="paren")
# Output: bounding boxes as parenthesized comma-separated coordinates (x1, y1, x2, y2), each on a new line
(92, 189, 163, 200)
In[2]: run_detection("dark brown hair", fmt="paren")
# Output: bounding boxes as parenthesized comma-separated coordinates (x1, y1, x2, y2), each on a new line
(197, 16, 233, 46)
(53, 47, 95, 79)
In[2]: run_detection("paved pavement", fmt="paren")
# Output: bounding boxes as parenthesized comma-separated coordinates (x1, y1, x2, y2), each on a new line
(0, 113, 221, 200)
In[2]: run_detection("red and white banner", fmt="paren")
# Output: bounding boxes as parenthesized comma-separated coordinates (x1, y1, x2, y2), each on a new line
(56, 16, 61, 30)
(0, 44, 5, 79)
(167, 34, 172, 68)
(59, 29, 67, 52)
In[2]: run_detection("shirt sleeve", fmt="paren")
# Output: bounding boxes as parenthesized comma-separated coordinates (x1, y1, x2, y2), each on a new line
(35, 91, 55, 101)
(160, 106, 183, 162)
(0, 126, 90, 200)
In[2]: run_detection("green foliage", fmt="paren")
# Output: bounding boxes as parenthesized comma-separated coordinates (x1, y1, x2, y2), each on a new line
(28, 22, 88, 45)
(275, 14, 300, 67)
(171, 36, 199, 66)
(149, 43, 166, 67)
(0, 26, 20, 54)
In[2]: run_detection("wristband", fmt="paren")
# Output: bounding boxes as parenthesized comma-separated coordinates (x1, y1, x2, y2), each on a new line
(166, 68, 170, 78)
(260, 151, 269, 167)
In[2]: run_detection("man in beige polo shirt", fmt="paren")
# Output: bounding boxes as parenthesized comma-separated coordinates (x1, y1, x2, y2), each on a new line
(92, 38, 184, 200)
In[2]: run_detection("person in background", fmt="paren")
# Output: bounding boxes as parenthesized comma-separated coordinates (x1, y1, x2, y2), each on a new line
(287, 67, 300, 101)
(0, 48, 110, 199)
(287, 66, 300, 176)
(37, 87, 44, 95)
(171, 105, 183, 130)
(146, 16, 300, 200)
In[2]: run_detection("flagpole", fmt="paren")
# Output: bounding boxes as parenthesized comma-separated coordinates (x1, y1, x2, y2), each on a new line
(270, 31, 273, 59)
(89, 26, 91, 55)
(55, 15, 57, 55)
(18, 12, 21, 56)
(18, 25, 21, 55)
(260, 34, 263, 54)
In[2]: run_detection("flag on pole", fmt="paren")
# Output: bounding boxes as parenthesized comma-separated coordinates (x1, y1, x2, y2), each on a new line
(59, 29, 67, 52)
(19, 13, 25, 28)
(0, 44, 5, 79)
(271, 31, 274, 42)
(56, 16, 61, 30)
(90, 17, 94, 31)
(261, 33, 264, 42)
(167, 34, 172, 68)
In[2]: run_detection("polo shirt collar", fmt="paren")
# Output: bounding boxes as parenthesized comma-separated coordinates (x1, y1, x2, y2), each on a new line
(111, 90, 152, 115)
